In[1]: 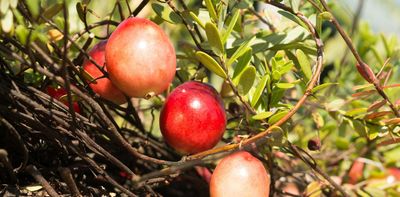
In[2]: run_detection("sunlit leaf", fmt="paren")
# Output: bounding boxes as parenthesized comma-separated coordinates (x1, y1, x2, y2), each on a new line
(227, 36, 255, 67)
(251, 75, 269, 107)
(311, 83, 338, 93)
(272, 70, 281, 81)
(383, 118, 400, 125)
(304, 181, 322, 197)
(276, 83, 295, 89)
(364, 111, 392, 120)
(0, 0, 9, 15)
(268, 111, 289, 125)
(296, 49, 312, 81)
(345, 108, 367, 117)
(351, 90, 376, 98)
(10, 0, 17, 9)
(42, 3, 63, 20)
(152, 3, 181, 24)
(205, 22, 224, 55)
(189, 12, 205, 29)
(222, 9, 239, 44)
(232, 49, 252, 79)
(26, 0, 40, 18)
(367, 100, 387, 112)
(252, 111, 274, 120)
(204, 0, 217, 21)
(15, 25, 29, 44)
(1, 9, 13, 33)
(195, 51, 227, 79)
(237, 66, 256, 95)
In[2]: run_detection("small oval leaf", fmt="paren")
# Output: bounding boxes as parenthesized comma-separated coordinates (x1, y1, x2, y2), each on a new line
(42, 3, 63, 20)
(205, 22, 224, 55)
(76, 2, 86, 22)
(237, 66, 256, 95)
(1, 9, 13, 33)
(151, 3, 181, 24)
(26, 0, 40, 18)
(204, 0, 218, 21)
(311, 83, 338, 93)
(276, 83, 295, 89)
(251, 75, 269, 107)
(367, 100, 387, 112)
(268, 111, 289, 125)
(296, 49, 312, 81)
(232, 49, 252, 79)
(0, 0, 10, 15)
(189, 12, 205, 29)
(227, 36, 255, 67)
(252, 111, 274, 120)
(222, 9, 240, 44)
(195, 51, 227, 79)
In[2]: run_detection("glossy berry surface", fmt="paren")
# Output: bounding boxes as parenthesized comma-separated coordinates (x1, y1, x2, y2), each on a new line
(105, 17, 176, 98)
(210, 151, 270, 197)
(159, 81, 226, 155)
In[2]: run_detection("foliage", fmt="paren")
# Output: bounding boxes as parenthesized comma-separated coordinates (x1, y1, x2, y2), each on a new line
(0, 0, 400, 196)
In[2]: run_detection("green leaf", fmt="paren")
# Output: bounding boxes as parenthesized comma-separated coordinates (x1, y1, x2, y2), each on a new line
(252, 111, 274, 120)
(26, 0, 40, 18)
(345, 108, 367, 117)
(204, 0, 217, 21)
(222, 9, 240, 44)
(268, 111, 289, 125)
(42, 3, 63, 20)
(1, 9, 13, 33)
(76, 2, 85, 22)
(227, 36, 255, 67)
(251, 75, 269, 107)
(0, 0, 9, 15)
(335, 137, 349, 150)
(276, 83, 295, 89)
(296, 49, 312, 81)
(305, 181, 322, 197)
(152, 3, 181, 24)
(272, 70, 281, 81)
(279, 61, 294, 74)
(195, 51, 227, 79)
(311, 83, 338, 93)
(189, 12, 205, 29)
(277, 10, 307, 29)
(15, 25, 29, 44)
(9, 0, 17, 9)
(205, 22, 224, 55)
(232, 49, 252, 79)
(237, 66, 256, 95)
(317, 12, 332, 35)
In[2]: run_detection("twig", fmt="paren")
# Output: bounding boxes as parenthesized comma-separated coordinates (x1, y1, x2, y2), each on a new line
(132, 0, 150, 17)
(248, 7, 276, 32)
(26, 165, 60, 197)
(0, 117, 28, 172)
(59, 167, 82, 197)
(289, 144, 350, 197)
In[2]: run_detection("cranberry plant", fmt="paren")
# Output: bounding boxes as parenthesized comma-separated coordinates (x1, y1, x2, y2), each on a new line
(0, 0, 399, 196)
